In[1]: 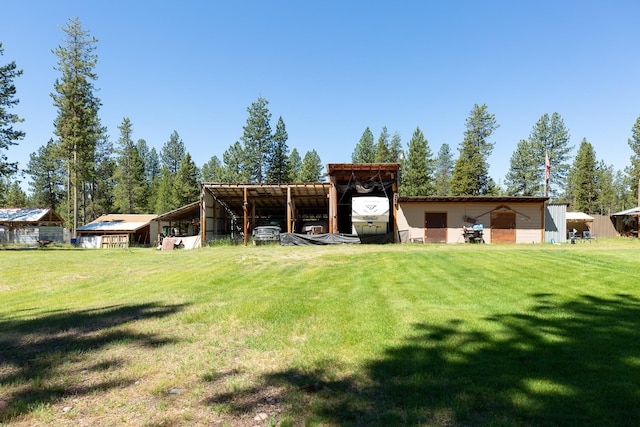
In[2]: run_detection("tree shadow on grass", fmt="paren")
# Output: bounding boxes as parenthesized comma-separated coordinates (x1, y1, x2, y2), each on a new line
(207, 293, 640, 426)
(0, 302, 187, 422)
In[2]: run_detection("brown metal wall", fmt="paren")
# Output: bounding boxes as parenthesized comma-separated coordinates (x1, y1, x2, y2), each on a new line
(590, 215, 618, 238)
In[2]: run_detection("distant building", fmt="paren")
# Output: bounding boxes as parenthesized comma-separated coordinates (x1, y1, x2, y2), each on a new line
(0, 208, 65, 245)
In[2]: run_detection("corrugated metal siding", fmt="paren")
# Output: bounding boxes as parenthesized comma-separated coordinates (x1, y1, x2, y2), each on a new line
(39, 226, 64, 242)
(11, 227, 39, 244)
(591, 215, 618, 238)
(545, 203, 567, 243)
(77, 235, 101, 248)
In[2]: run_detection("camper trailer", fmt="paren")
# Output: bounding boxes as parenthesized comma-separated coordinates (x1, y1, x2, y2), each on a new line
(351, 196, 389, 235)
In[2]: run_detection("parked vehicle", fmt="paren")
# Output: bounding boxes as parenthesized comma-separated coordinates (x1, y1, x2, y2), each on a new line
(252, 224, 281, 244)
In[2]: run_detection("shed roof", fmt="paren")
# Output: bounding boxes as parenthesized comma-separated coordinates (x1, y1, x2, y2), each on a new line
(77, 214, 157, 233)
(566, 211, 595, 221)
(202, 183, 330, 218)
(327, 163, 400, 182)
(154, 201, 200, 222)
(0, 208, 64, 224)
(398, 196, 548, 203)
(611, 206, 640, 216)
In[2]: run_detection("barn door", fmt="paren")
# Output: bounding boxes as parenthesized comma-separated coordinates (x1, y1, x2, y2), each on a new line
(425, 212, 447, 243)
(491, 212, 516, 243)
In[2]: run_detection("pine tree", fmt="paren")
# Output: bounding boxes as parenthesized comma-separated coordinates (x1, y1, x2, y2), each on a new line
(27, 139, 65, 211)
(266, 116, 289, 183)
(51, 18, 103, 233)
(0, 42, 24, 177)
(450, 104, 498, 196)
(241, 97, 272, 183)
(388, 132, 403, 164)
(173, 152, 200, 207)
(5, 177, 27, 207)
(504, 139, 540, 196)
(161, 130, 186, 176)
(136, 139, 160, 186)
(352, 127, 375, 163)
(400, 127, 434, 196)
(85, 131, 114, 219)
(113, 118, 146, 213)
(374, 126, 391, 163)
(299, 150, 323, 182)
(202, 155, 224, 182)
(568, 138, 599, 213)
(626, 115, 640, 207)
(433, 143, 455, 196)
(529, 112, 572, 198)
(287, 148, 302, 182)
(595, 162, 619, 215)
(221, 141, 250, 183)
(154, 168, 175, 214)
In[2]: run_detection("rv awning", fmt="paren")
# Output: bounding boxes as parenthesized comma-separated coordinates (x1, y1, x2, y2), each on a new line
(566, 212, 595, 222)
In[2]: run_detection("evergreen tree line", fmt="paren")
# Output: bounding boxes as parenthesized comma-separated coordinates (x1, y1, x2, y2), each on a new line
(0, 19, 324, 231)
(354, 104, 640, 215)
(2, 19, 640, 228)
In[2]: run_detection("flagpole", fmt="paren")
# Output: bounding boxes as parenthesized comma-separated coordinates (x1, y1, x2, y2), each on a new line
(544, 151, 550, 198)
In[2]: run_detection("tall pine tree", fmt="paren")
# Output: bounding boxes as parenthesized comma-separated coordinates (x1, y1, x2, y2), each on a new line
(51, 18, 103, 232)
(626, 114, 640, 207)
(352, 127, 375, 163)
(567, 138, 598, 213)
(113, 118, 146, 213)
(172, 152, 200, 207)
(161, 130, 186, 176)
(504, 139, 540, 196)
(27, 139, 65, 211)
(241, 97, 272, 183)
(374, 126, 391, 163)
(388, 132, 403, 164)
(266, 116, 289, 183)
(400, 127, 434, 196)
(450, 104, 498, 196)
(529, 112, 572, 198)
(221, 141, 250, 183)
(299, 150, 323, 182)
(287, 148, 302, 182)
(0, 42, 24, 177)
(202, 155, 224, 182)
(433, 143, 454, 196)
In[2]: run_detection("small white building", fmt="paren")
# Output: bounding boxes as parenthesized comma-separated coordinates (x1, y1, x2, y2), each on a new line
(0, 208, 64, 245)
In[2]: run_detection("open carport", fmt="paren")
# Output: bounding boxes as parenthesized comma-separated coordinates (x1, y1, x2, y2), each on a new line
(200, 183, 330, 245)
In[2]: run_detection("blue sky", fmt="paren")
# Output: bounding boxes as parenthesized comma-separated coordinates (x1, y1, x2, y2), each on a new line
(3, 1, 640, 187)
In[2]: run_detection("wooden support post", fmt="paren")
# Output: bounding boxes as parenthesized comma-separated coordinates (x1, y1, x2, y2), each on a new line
(330, 178, 338, 234)
(243, 187, 248, 246)
(200, 184, 206, 246)
(287, 186, 292, 233)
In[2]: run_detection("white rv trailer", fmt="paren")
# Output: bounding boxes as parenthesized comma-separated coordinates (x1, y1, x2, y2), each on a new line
(351, 196, 389, 235)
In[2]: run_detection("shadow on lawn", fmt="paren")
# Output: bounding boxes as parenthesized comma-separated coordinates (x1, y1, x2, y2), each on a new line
(0, 302, 187, 421)
(208, 293, 640, 426)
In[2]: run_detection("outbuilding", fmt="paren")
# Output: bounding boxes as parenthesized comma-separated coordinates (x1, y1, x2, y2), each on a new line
(396, 196, 548, 244)
(0, 208, 65, 245)
(76, 214, 158, 248)
(610, 207, 640, 237)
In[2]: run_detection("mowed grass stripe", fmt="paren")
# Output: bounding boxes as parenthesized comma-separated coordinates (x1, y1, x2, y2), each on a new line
(1, 241, 640, 426)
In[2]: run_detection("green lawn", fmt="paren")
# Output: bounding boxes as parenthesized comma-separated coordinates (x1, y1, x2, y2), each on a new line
(1, 240, 640, 426)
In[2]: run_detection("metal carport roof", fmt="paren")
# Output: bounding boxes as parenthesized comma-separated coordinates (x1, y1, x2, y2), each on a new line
(201, 183, 330, 218)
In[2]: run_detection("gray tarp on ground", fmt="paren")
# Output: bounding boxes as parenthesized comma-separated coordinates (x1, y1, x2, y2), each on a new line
(280, 232, 393, 245)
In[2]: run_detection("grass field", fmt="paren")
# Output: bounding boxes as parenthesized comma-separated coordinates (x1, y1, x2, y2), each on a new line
(1, 239, 640, 426)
